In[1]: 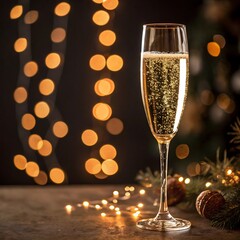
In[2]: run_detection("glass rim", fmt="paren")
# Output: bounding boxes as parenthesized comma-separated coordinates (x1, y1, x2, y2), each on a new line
(143, 23, 186, 29)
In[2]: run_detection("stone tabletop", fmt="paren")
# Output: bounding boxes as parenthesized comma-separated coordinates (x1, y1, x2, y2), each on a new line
(0, 185, 239, 240)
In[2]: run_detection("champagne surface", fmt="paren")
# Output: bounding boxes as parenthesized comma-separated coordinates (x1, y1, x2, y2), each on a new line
(141, 52, 189, 139)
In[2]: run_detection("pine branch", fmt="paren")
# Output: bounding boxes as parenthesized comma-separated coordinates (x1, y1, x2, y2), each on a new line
(211, 187, 240, 230)
(229, 117, 240, 144)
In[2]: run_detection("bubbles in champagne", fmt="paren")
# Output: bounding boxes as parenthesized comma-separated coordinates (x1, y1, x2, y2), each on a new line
(142, 52, 189, 137)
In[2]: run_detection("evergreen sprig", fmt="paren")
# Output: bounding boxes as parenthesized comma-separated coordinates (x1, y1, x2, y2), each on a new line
(211, 187, 240, 230)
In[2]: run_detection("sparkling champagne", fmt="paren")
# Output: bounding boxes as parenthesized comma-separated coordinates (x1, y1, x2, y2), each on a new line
(141, 52, 189, 140)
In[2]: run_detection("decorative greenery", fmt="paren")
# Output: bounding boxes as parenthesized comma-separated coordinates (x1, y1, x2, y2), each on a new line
(211, 187, 240, 230)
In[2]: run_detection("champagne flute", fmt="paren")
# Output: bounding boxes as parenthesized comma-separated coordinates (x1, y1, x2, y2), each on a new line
(137, 23, 191, 231)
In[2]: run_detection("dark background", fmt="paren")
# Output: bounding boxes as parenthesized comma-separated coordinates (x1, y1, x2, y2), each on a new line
(0, 0, 239, 185)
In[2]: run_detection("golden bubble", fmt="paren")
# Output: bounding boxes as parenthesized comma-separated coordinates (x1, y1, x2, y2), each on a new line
(13, 154, 27, 170)
(106, 118, 124, 135)
(49, 168, 65, 184)
(92, 10, 110, 26)
(28, 134, 43, 150)
(14, 38, 27, 52)
(34, 171, 48, 185)
(21, 113, 36, 130)
(34, 101, 50, 118)
(25, 161, 40, 177)
(10, 5, 23, 19)
(52, 121, 68, 138)
(99, 30, 116, 46)
(89, 54, 106, 71)
(92, 102, 112, 121)
(94, 78, 115, 96)
(176, 144, 190, 159)
(207, 42, 220, 57)
(38, 140, 52, 156)
(39, 79, 55, 96)
(54, 2, 71, 16)
(24, 10, 39, 24)
(102, 159, 118, 175)
(81, 129, 98, 146)
(106, 54, 123, 71)
(24, 61, 38, 77)
(45, 53, 61, 69)
(51, 28, 66, 43)
(102, 0, 119, 10)
(99, 144, 117, 160)
(85, 158, 102, 174)
(13, 87, 28, 103)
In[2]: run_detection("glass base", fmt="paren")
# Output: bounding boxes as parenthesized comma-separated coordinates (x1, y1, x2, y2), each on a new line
(136, 217, 191, 232)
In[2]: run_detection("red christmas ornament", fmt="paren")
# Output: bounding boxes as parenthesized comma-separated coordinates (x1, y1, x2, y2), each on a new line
(152, 176, 186, 206)
(167, 176, 186, 206)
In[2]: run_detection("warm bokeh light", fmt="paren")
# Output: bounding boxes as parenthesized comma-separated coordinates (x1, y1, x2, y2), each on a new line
(38, 140, 52, 156)
(28, 134, 43, 150)
(106, 54, 123, 71)
(102, 0, 119, 10)
(94, 78, 115, 96)
(92, 10, 110, 26)
(85, 158, 102, 174)
(106, 118, 124, 135)
(51, 27, 66, 43)
(176, 144, 190, 159)
(81, 129, 98, 146)
(13, 154, 27, 170)
(25, 161, 40, 177)
(24, 10, 39, 24)
(99, 30, 116, 46)
(92, 102, 112, 121)
(21, 113, 36, 130)
(225, 100, 235, 114)
(185, 178, 191, 184)
(102, 159, 118, 175)
(34, 170, 48, 185)
(200, 89, 214, 105)
(34, 101, 50, 118)
(45, 53, 61, 69)
(187, 162, 200, 177)
(94, 170, 108, 179)
(213, 34, 226, 48)
(14, 38, 27, 52)
(13, 87, 28, 103)
(207, 42, 221, 57)
(24, 61, 38, 77)
(217, 93, 231, 111)
(89, 54, 106, 71)
(39, 79, 55, 96)
(92, 0, 103, 3)
(49, 168, 65, 184)
(54, 2, 71, 16)
(53, 121, 69, 138)
(10, 5, 23, 19)
(99, 144, 117, 160)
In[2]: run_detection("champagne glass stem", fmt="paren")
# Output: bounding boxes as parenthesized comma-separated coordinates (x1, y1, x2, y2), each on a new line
(155, 141, 171, 220)
(159, 142, 169, 212)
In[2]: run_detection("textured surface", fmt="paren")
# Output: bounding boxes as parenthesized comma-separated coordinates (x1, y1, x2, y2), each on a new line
(0, 185, 239, 240)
